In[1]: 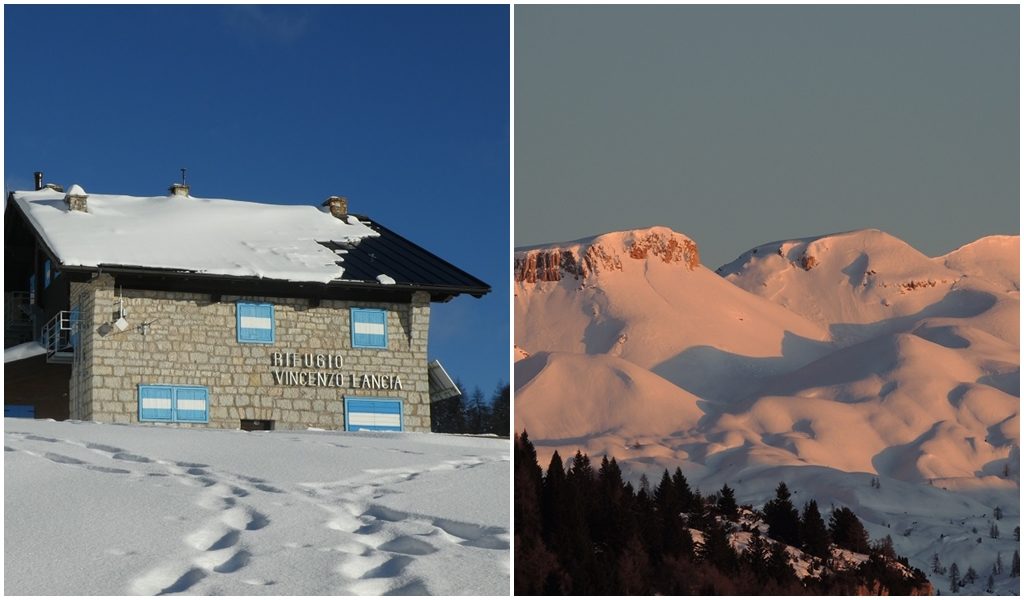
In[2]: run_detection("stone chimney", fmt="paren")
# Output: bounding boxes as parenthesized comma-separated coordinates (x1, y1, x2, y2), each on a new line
(323, 196, 349, 221)
(34, 171, 43, 190)
(168, 183, 191, 197)
(65, 184, 88, 212)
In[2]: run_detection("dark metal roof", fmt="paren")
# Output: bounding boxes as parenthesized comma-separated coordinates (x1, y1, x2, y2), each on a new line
(6, 197, 490, 303)
(319, 215, 490, 299)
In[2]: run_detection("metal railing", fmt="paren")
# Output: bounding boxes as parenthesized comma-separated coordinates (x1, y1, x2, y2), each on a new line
(41, 310, 77, 363)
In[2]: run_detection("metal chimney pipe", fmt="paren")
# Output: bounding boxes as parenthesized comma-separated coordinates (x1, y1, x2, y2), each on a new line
(34, 172, 43, 190)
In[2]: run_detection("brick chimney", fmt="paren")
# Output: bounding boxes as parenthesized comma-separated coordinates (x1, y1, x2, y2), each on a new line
(323, 196, 349, 221)
(65, 184, 88, 212)
(168, 183, 190, 197)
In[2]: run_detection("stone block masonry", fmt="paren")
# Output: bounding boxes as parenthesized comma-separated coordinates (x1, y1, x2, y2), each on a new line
(70, 274, 432, 432)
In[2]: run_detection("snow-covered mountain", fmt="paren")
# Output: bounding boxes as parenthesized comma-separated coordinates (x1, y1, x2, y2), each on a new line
(514, 226, 1019, 594)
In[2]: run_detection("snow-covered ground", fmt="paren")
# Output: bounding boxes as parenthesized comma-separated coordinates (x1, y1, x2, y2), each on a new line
(4, 419, 509, 595)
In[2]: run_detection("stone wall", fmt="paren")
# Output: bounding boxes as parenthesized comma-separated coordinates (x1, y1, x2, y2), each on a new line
(70, 274, 432, 431)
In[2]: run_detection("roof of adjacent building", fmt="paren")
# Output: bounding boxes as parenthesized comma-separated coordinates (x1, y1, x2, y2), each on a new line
(8, 187, 490, 300)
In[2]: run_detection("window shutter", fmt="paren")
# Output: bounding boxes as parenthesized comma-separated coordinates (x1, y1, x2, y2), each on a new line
(139, 385, 173, 421)
(174, 387, 209, 423)
(351, 308, 387, 349)
(345, 398, 403, 432)
(237, 302, 274, 344)
(4, 405, 35, 419)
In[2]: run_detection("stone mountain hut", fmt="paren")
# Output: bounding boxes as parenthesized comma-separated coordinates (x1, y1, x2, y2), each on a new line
(4, 173, 489, 432)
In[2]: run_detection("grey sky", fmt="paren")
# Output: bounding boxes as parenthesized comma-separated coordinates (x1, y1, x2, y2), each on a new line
(515, 5, 1018, 268)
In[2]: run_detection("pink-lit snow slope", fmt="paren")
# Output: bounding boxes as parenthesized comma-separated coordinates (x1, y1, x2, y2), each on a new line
(514, 226, 1018, 595)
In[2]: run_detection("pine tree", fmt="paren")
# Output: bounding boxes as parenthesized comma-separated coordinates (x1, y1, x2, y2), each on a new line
(763, 482, 801, 547)
(801, 500, 830, 559)
(653, 469, 692, 560)
(716, 484, 738, 520)
(616, 535, 652, 595)
(541, 451, 567, 546)
(1014, 526, 1020, 542)
(767, 540, 797, 586)
(990, 522, 1000, 539)
(985, 573, 994, 593)
(671, 467, 694, 514)
(965, 566, 978, 583)
(514, 432, 561, 594)
(700, 519, 738, 573)
(464, 386, 489, 433)
(948, 562, 960, 594)
(829, 506, 870, 554)
(432, 386, 467, 433)
(932, 553, 945, 575)
(638, 473, 651, 498)
(1011, 550, 1019, 577)
(654, 470, 677, 513)
(742, 529, 771, 582)
(873, 534, 896, 560)
(993, 506, 1003, 520)
(994, 551, 1004, 575)
(487, 384, 509, 436)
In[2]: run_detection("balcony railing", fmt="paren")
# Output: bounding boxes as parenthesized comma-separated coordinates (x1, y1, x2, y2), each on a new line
(41, 310, 77, 364)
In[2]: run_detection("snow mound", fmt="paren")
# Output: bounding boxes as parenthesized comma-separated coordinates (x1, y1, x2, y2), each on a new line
(515, 351, 703, 441)
(940, 235, 1020, 292)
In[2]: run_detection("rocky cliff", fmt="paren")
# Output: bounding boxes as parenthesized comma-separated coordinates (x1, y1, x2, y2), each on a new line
(514, 228, 700, 283)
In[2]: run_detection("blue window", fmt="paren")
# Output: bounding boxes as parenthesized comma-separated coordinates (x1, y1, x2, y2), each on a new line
(43, 260, 52, 288)
(138, 385, 209, 423)
(351, 308, 388, 349)
(4, 405, 35, 419)
(236, 302, 275, 344)
(344, 397, 403, 432)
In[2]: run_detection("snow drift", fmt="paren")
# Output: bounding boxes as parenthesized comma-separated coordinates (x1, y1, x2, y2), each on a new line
(4, 419, 509, 596)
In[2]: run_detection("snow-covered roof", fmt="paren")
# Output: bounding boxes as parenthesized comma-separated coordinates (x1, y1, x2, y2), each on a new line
(10, 188, 380, 284)
(4, 341, 47, 363)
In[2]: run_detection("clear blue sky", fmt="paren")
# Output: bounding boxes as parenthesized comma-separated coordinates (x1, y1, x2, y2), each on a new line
(516, 5, 1018, 267)
(5, 5, 510, 397)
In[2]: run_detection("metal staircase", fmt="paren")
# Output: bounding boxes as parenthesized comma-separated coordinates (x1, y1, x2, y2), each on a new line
(41, 310, 77, 364)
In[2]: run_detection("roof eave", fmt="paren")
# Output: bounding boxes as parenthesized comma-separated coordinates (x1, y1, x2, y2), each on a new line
(57, 264, 490, 301)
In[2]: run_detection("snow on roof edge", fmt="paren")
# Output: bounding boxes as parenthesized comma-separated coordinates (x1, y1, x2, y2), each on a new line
(4, 341, 47, 363)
